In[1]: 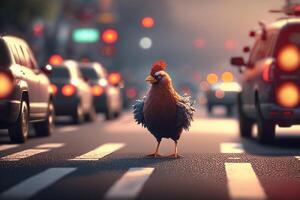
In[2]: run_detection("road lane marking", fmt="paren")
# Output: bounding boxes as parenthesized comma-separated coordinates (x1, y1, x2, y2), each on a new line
(0, 144, 19, 152)
(225, 163, 266, 200)
(0, 149, 50, 161)
(70, 143, 125, 161)
(36, 143, 65, 149)
(58, 126, 79, 133)
(0, 167, 76, 200)
(220, 143, 244, 153)
(295, 156, 300, 160)
(105, 167, 154, 199)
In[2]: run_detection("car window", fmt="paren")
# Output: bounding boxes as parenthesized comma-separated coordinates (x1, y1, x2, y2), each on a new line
(48, 67, 70, 79)
(7, 42, 20, 65)
(0, 40, 10, 68)
(14, 44, 27, 67)
(248, 39, 260, 66)
(80, 67, 99, 80)
(19, 45, 31, 68)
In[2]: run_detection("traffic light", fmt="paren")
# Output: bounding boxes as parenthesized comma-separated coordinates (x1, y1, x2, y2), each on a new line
(141, 17, 155, 28)
(101, 28, 118, 44)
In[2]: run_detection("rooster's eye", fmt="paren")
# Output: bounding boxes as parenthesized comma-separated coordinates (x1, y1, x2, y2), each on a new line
(157, 75, 162, 79)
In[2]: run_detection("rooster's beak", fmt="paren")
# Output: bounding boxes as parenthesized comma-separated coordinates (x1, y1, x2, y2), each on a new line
(145, 75, 157, 84)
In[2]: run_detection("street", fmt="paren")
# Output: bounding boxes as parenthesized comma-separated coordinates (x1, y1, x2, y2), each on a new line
(1, 108, 300, 200)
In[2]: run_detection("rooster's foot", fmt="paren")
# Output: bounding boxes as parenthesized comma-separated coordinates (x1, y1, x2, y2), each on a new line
(146, 153, 163, 158)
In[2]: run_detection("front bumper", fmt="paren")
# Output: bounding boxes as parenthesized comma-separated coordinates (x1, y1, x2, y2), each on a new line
(0, 99, 20, 126)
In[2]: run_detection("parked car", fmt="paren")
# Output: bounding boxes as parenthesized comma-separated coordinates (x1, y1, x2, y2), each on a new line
(78, 62, 123, 120)
(206, 82, 241, 116)
(48, 60, 95, 124)
(231, 16, 300, 143)
(0, 36, 54, 143)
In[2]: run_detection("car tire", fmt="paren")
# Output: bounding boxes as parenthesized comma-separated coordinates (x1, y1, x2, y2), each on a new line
(207, 105, 213, 114)
(34, 101, 55, 137)
(238, 94, 253, 138)
(226, 106, 233, 117)
(85, 106, 96, 122)
(255, 96, 275, 144)
(73, 103, 84, 124)
(8, 100, 29, 143)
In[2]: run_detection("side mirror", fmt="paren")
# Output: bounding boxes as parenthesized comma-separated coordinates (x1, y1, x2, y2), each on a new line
(243, 46, 250, 53)
(249, 31, 256, 38)
(231, 57, 246, 67)
(41, 64, 52, 75)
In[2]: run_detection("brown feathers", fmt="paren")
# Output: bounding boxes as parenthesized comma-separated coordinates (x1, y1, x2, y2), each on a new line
(151, 60, 167, 76)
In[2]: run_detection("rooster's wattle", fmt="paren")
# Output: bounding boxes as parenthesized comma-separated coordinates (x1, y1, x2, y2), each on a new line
(133, 60, 195, 158)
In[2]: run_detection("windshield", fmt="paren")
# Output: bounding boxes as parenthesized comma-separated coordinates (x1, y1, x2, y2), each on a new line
(48, 67, 70, 79)
(80, 67, 98, 80)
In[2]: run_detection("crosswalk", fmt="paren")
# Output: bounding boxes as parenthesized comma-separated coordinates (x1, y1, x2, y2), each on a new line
(0, 142, 299, 200)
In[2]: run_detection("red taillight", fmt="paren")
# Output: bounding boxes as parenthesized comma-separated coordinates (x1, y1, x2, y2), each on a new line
(91, 85, 104, 96)
(0, 71, 13, 98)
(276, 82, 300, 108)
(262, 59, 274, 82)
(49, 84, 57, 95)
(61, 84, 76, 96)
(278, 45, 300, 72)
(108, 72, 122, 85)
(126, 87, 137, 99)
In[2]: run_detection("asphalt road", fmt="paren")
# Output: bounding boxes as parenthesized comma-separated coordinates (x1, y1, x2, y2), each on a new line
(1, 107, 300, 200)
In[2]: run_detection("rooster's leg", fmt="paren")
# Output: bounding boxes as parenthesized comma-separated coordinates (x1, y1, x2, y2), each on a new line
(147, 140, 163, 158)
(168, 140, 183, 158)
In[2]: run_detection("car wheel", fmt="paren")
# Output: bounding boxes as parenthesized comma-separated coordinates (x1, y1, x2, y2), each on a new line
(226, 106, 233, 117)
(255, 97, 275, 144)
(34, 101, 55, 137)
(238, 94, 253, 138)
(105, 108, 113, 120)
(8, 100, 29, 143)
(73, 103, 84, 124)
(85, 106, 96, 122)
(207, 105, 213, 114)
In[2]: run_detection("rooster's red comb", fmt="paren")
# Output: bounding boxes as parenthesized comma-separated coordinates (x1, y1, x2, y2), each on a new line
(151, 60, 167, 76)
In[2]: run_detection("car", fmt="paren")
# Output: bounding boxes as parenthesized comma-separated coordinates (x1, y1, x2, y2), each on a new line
(0, 36, 54, 143)
(206, 82, 241, 116)
(78, 62, 123, 120)
(48, 60, 95, 124)
(231, 12, 300, 143)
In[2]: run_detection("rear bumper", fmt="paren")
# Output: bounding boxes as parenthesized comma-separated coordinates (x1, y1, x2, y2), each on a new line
(207, 92, 237, 106)
(261, 103, 300, 125)
(53, 96, 79, 116)
(0, 99, 20, 125)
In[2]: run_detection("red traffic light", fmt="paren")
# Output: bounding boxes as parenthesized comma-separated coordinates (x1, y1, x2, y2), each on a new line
(102, 29, 118, 44)
(141, 17, 155, 28)
(49, 54, 63, 65)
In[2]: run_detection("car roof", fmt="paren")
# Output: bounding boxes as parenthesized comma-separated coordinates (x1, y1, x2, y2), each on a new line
(1, 35, 28, 46)
(268, 17, 300, 30)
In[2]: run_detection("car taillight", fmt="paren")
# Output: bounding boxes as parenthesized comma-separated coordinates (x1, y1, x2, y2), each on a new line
(278, 45, 300, 72)
(276, 82, 299, 108)
(91, 85, 104, 96)
(0, 71, 14, 98)
(49, 84, 57, 95)
(262, 58, 275, 82)
(61, 84, 76, 96)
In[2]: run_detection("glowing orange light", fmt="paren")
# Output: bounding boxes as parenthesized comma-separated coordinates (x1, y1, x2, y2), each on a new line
(108, 72, 122, 85)
(221, 71, 233, 82)
(49, 54, 63, 65)
(102, 29, 118, 44)
(277, 82, 299, 108)
(61, 84, 76, 96)
(49, 84, 57, 95)
(91, 85, 104, 96)
(126, 87, 137, 99)
(141, 17, 155, 28)
(278, 45, 300, 72)
(206, 73, 218, 84)
(0, 72, 13, 98)
(215, 89, 225, 99)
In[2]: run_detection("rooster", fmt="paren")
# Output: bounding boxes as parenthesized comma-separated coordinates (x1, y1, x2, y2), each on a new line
(133, 60, 195, 158)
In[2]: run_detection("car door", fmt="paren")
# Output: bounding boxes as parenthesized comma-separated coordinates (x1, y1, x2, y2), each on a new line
(15, 43, 40, 117)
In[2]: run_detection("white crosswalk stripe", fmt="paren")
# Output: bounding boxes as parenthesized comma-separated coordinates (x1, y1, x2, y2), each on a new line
(295, 156, 300, 160)
(105, 167, 155, 199)
(225, 163, 266, 200)
(220, 142, 244, 153)
(0, 144, 19, 152)
(0, 168, 76, 200)
(0, 143, 65, 161)
(58, 126, 79, 133)
(70, 143, 125, 161)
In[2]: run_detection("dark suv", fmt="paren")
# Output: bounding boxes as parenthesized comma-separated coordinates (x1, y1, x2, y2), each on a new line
(0, 36, 54, 143)
(231, 17, 300, 143)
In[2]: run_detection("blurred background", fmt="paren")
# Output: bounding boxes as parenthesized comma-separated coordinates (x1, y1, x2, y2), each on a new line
(0, 0, 287, 106)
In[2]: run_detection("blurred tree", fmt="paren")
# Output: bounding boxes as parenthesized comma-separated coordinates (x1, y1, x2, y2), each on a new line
(0, 0, 59, 34)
